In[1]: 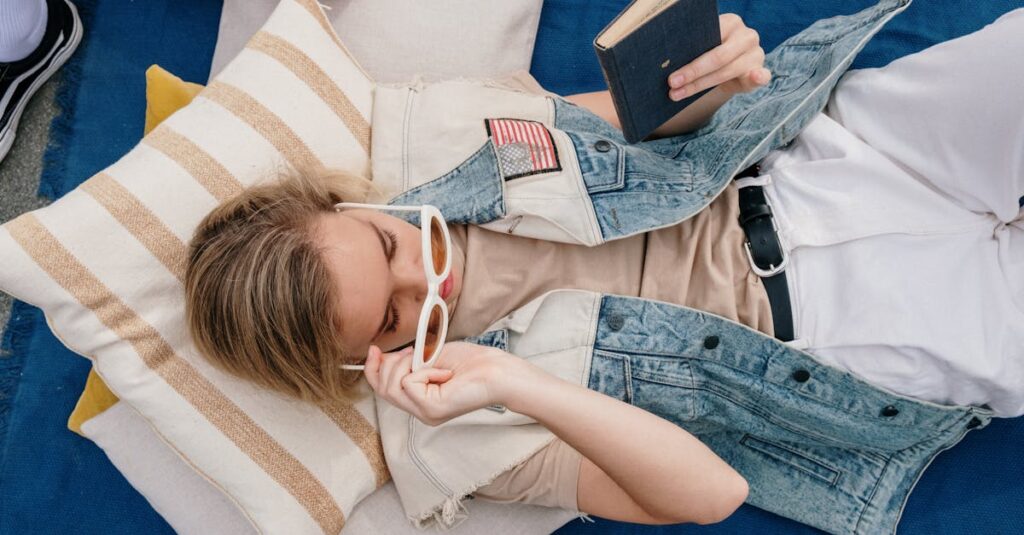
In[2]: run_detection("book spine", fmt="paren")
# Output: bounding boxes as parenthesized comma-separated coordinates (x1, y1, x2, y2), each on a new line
(595, 44, 636, 142)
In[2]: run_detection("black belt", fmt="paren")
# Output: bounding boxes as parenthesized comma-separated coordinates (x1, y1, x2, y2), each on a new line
(735, 164, 794, 342)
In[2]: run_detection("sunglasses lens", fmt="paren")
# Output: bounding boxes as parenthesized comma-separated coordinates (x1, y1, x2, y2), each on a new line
(429, 216, 447, 276)
(421, 303, 444, 364)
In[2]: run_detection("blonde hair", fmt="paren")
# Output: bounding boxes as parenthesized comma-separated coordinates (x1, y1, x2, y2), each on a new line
(185, 168, 379, 404)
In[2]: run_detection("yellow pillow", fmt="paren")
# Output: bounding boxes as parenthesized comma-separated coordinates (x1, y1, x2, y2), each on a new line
(143, 66, 204, 134)
(67, 65, 201, 437)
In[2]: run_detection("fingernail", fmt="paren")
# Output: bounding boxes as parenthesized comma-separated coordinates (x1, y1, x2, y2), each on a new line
(670, 75, 684, 87)
(760, 68, 772, 84)
(669, 88, 686, 101)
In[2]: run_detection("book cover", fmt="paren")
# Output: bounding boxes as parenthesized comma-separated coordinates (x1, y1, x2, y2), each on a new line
(595, 0, 721, 143)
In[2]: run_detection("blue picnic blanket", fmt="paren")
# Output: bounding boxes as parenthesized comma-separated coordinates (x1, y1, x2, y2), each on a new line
(0, 1, 221, 534)
(1, 1, 1021, 534)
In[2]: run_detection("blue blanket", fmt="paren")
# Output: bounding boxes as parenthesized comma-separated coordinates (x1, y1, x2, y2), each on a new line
(1, 1, 1021, 533)
(0, 1, 220, 533)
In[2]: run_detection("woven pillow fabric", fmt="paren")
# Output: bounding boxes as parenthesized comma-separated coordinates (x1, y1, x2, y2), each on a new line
(0, 0, 384, 533)
(66, 63, 576, 535)
(210, 0, 544, 82)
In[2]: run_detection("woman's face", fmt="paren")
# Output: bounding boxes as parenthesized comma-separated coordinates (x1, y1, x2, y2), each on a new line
(312, 209, 463, 359)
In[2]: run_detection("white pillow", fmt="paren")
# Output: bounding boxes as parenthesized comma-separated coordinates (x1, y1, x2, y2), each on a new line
(0, 0, 383, 532)
(82, 401, 576, 535)
(210, 0, 544, 82)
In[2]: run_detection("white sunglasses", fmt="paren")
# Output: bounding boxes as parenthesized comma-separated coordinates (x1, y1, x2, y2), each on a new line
(333, 203, 453, 371)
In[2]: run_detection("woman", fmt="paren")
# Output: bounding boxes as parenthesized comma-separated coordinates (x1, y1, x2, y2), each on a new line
(184, 1, 1022, 533)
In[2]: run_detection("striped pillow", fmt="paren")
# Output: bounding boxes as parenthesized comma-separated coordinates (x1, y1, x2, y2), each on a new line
(0, 1, 385, 533)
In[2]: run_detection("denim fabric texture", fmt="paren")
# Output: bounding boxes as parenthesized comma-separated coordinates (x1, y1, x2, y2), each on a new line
(388, 142, 507, 227)
(390, 1, 994, 533)
(394, 0, 915, 245)
(590, 296, 988, 534)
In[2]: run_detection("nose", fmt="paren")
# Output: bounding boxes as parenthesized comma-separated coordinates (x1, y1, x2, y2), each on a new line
(393, 252, 427, 304)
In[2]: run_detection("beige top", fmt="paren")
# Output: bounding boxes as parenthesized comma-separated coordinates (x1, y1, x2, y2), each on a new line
(474, 439, 583, 510)
(457, 184, 773, 510)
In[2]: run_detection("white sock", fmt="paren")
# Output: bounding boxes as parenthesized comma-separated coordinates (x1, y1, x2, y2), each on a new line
(0, 0, 48, 63)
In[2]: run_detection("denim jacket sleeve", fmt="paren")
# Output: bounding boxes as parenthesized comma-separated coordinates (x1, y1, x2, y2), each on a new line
(375, 0, 912, 247)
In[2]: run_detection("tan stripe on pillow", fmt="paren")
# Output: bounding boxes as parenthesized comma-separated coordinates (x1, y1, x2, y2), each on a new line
(54, 177, 390, 498)
(203, 81, 324, 172)
(248, 31, 371, 153)
(320, 402, 389, 488)
(296, 0, 351, 56)
(80, 173, 188, 281)
(7, 214, 347, 534)
(143, 127, 244, 202)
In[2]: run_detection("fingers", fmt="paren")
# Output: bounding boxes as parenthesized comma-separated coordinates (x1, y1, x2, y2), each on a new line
(401, 368, 454, 403)
(670, 22, 756, 87)
(668, 14, 764, 101)
(366, 346, 412, 395)
(689, 46, 768, 98)
(382, 349, 413, 397)
(404, 368, 454, 391)
(372, 348, 455, 425)
(743, 67, 772, 91)
(401, 369, 453, 424)
(363, 345, 383, 391)
(718, 12, 744, 32)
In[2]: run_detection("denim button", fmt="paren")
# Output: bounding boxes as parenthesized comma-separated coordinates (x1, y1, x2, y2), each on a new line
(967, 417, 982, 429)
(703, 335, 720, 350)
(607, 315, 625, 331)
(791, 369, 811, 383)
(880, 405, 900, 417)
(594, 140, 612, 152)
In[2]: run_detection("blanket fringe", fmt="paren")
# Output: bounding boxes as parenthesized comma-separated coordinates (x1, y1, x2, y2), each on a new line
(39, 0, 97, 200)
(0, 302, 40, 453)
(575, 512, 595, 523)
(440, 496, 469, 527)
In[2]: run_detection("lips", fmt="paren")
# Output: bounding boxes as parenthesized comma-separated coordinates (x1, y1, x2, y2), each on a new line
(439, 273, 454, 300)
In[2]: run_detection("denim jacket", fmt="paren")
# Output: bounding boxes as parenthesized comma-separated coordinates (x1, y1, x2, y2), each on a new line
(370, 2, 992, 533)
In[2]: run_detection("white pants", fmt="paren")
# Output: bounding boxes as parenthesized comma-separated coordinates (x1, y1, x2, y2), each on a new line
(761, 9, 1024, 416)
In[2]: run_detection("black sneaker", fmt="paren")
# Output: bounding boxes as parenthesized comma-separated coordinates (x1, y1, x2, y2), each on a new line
(0, 0, 83, 163)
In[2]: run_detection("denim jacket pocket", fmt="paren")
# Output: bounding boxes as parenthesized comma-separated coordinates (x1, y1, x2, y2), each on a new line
(566, 131, 625, 194)
(740, 435, 842, 486)
(627, 354, 699, 423)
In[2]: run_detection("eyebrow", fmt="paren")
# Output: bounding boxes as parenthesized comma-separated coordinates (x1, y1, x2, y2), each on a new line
(367, 220, 391, 341)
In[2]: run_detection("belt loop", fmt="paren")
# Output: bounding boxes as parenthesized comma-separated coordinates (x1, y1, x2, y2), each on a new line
(786, 338, 810, 350)
(735, 173, 772, 190)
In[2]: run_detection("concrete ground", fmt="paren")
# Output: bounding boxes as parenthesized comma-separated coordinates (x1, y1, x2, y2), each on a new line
(0, 76, 60, 341)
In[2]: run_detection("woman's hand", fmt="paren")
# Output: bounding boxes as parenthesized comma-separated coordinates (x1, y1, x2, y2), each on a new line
(667, 13, 770, 101)
(363, 342, 520, 426)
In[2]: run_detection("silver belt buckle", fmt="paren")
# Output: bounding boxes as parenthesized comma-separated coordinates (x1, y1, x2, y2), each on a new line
(744, 210, 789, 278)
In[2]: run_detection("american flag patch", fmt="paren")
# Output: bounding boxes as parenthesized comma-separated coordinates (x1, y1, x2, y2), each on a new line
(486, 118, 562, 180)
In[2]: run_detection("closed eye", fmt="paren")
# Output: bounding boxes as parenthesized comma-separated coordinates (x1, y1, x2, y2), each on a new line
(371, 224, 401, 335)
(383, 229, 398, 261)
(385, 298, 401, 333)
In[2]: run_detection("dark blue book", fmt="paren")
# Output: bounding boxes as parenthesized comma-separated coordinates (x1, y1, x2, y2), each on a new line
(594, 0, 721, 143)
